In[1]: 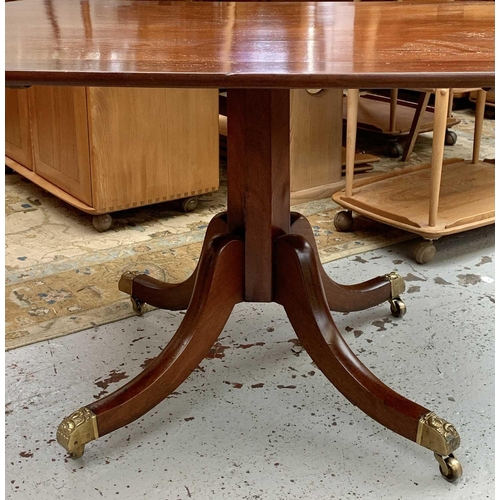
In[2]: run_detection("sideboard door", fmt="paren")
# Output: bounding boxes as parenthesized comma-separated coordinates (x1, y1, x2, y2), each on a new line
(29, 86, 92, 206)
(5, 88, 33, 169)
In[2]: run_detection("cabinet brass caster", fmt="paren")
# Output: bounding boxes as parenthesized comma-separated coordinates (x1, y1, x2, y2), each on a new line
(389, 298, 406, 318)
(334, 210, 354, 232)
(434, 453, 463, 482)
(57, 407, 99, 459)
(131, 296, 146, 316)
(92, 214, 113, 232)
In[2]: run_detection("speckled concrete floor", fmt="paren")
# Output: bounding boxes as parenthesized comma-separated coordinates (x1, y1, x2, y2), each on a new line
(5, 224, 494, 500)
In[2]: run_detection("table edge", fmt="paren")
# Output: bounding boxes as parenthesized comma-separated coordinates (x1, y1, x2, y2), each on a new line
(5, 70, 495, 90)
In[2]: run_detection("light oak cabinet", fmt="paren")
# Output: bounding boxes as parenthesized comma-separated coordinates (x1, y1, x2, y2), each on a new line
(289, 89, 343, 204)
(5, 86, 220, 230)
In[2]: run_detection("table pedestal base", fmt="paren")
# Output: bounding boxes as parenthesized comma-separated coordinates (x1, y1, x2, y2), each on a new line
(57, 211, 462, 482)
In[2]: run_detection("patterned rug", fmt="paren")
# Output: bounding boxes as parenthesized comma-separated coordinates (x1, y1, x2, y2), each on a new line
(5, 108, 494, 350)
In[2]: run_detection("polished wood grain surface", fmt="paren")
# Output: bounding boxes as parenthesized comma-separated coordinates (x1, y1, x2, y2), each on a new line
(5, 0, 494, 89)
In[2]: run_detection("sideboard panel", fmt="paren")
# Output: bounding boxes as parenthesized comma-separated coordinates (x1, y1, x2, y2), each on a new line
(29, 86, 92, 205)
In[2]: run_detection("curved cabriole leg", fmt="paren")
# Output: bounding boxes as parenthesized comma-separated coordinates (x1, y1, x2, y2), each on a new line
(57, 233, 244, 458)
(290, 212, 405, 313)
(273, 234, 461, 480)
(118, 213, 229, 311)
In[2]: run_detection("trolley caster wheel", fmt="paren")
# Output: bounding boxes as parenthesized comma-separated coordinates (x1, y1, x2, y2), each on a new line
(131, 297, 146, 316)
(386, 140, 404, 158)
(413, 240, 436, 264)
(434, 453, 463, 483)
(484, 106, 495, 120)
(334, 211, 354, 232)
(92, 214, 113, 232)
(445, 129, 457, 146)
(389, 297, 406, 318)
(181, 196, 199, 213)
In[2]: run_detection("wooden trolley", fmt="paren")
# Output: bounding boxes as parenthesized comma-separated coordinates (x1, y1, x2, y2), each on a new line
(342, 90, 461, 159)
(333, 88, 494, 263)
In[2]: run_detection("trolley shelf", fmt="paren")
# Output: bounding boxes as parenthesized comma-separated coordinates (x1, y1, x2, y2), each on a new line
(333, 158, 495, 239)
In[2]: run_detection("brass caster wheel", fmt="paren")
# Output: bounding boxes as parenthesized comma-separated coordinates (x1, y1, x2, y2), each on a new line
(92, 214, 113, 232)
(334, 210, 354, 232)
(413, 240, 436, 264)
(389, 297, 406, 318)
(131, 297, 146, 316)
(434, 453, 463, 483)
(444, 129, 458, 146)
(181, 196, 199, 213)
(386, 140, 404, 158)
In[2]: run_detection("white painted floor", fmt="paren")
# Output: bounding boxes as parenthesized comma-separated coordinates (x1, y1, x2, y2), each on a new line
(5, 225, 495, 500)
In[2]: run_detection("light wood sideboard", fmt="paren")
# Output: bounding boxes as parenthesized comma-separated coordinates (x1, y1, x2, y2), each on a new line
(7, 86, 344, 229)
(5, 86, 220, 230)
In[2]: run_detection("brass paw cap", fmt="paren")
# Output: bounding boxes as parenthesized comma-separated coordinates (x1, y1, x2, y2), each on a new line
(416, 412, 460, 456)
(385, 272, 405, 298)
(57, 407, 99, 457)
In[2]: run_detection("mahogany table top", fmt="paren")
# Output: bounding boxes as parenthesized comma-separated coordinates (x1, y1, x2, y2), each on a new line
(5, 0, 494, 89)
